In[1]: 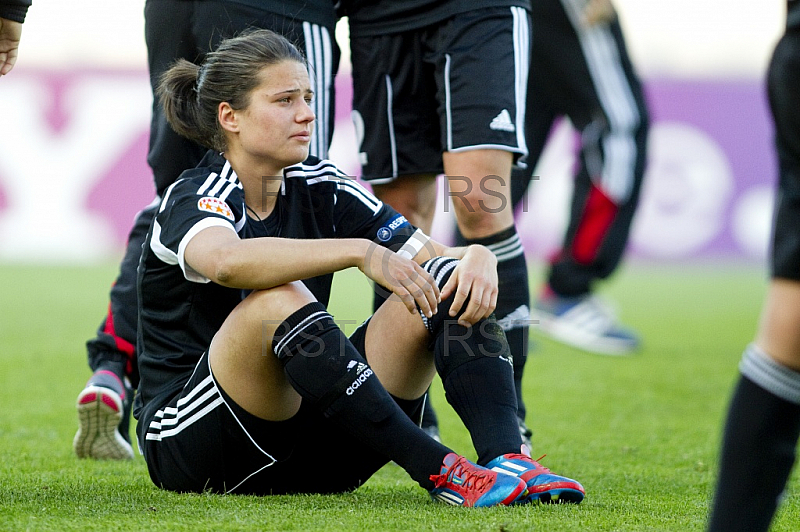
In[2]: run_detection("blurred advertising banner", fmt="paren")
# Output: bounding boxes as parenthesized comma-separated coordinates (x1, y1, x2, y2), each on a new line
(0, 69, 776, 264)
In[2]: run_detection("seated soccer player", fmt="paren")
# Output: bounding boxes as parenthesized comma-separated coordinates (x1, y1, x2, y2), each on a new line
(132, 29, 585, 506)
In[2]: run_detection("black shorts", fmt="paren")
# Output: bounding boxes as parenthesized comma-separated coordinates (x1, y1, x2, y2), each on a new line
(767, 27, 800, 281)
(350, 6, 531, 183)
(138, 319, 423, 495)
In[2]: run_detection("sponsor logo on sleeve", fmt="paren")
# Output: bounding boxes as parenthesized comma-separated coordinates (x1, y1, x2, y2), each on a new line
(197, 197, 235, 221)
(376, 214, 408, 242)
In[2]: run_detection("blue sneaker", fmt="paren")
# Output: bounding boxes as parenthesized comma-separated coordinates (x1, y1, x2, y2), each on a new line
(429, 453, 527, 507)
(532, 291, 639, 355)
(73, 370, 134, 460)
(486, 453, 585, 504)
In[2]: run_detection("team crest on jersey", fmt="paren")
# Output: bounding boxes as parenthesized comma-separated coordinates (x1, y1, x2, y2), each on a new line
(197, 197, 234, 221)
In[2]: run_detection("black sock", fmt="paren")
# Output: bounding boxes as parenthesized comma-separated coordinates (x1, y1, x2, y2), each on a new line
(421, 258, 522, 465)
(273, 302, 448, 489)
(440, 351, 520, 465)
(459, 227, 530, 422)
(709, 345, 800, 532)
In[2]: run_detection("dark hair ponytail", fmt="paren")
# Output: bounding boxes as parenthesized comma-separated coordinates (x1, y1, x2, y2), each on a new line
(157, 59, 218, 149)
(157, 29, 307, 152)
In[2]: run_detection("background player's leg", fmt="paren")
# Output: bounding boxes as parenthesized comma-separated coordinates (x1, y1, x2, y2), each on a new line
(75, 204, 156, 460)
(445, 149, 532, 445)
(75, 0, 203, 460)
(530, 5, 649, 356)
(709, 24, 800, 531)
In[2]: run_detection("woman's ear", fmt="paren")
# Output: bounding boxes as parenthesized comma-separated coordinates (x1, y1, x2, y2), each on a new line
(218, 102, 239, 133)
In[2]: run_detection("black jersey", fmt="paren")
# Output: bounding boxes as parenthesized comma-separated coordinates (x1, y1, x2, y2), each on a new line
(134, 150, 421, 421)
(0, 0, 31, 23)
(789, 0, 800, 31)
(223, 0, 338, 28)
(343, 0, 530, 37)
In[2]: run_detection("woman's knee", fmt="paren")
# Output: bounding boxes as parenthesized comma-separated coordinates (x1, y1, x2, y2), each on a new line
(241, 282, 317, 325)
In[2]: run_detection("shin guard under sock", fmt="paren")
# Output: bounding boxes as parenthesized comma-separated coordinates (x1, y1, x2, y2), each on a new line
(273, 302, 447, 488)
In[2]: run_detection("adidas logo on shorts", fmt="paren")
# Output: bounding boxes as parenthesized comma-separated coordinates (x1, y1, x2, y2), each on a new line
(490, 109, 515, 132)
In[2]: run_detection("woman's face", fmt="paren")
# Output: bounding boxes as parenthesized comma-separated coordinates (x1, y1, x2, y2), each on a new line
(229, 60, 315, 172)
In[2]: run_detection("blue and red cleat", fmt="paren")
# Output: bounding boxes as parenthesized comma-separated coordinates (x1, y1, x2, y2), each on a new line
(486, 453, 585, 504)
(429, 453, 527, 507)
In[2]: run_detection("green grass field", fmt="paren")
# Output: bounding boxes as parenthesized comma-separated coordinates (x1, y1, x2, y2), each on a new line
(0, 261, 797, 531)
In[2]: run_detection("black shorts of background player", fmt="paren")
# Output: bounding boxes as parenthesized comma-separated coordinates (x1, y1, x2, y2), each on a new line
(506, 0, 649, 357)
(344, 0, 535, 447)
(708, 2, 800, 530)
(0, 0, 30, 75)
(133, 29, 584, 506)
(73, 0, 340, 461)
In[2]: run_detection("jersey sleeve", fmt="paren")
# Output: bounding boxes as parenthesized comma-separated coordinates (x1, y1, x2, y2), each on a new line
(149, 177, 240, 283)
(333, 176, 430, 259)
(0, 0, 31, 23)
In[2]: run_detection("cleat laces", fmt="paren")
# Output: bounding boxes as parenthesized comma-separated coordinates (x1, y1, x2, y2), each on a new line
(430, 456, 491, 493)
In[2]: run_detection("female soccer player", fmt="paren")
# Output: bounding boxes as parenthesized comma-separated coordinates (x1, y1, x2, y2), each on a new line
(133, 29, 585, 505)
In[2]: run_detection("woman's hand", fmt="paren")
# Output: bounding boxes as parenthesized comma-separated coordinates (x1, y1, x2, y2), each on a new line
(440, 245, 498, 327)
(359, 243, 440, 318)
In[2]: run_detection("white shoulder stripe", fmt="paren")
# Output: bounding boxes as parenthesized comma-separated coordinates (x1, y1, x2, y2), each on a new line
(197, 172, 219, 196)
(207, 175, 229, 197)
(218, 180, 241, 202)
(306, 175, 332, 185)
(337, 179, 382, 214)
(285, 158, 347, 180)
(220, 159, 232, 180)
